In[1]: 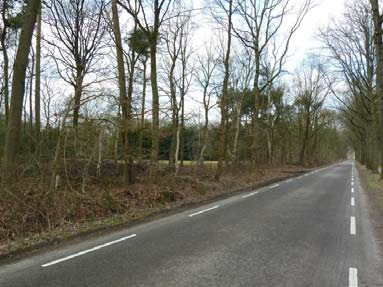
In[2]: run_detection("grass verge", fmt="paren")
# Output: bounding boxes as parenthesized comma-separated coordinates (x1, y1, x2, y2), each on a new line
(356, 163, 383, 250)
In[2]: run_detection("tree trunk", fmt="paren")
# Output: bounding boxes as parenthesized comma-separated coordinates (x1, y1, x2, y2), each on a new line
(97, 127, 104, 178)
(370, 0, 383, 178)
(1, 0, 9, 131)
(1, 0, 9, 133)
(73, 68, 84, 131)
(175, 120, 181, 175)
(50, 103, 71, 192)
(149, 7, 160, 171)
(232, 102, 241, 162)
(2, 0, 40, 182)
(299, 108, 311, 165)
(180, 88, 185, 166)
(28, 56, 35, 157)
(34, 3, 42, 157)
(199, 106, 209, 166)
(168, 56, 178, 171)
(251, 52, 261, 166)
(126, 37, 137, 184)
(215, 0, 232, 180)
(138, 57, 147, 164)
(111, 0, 133, 184)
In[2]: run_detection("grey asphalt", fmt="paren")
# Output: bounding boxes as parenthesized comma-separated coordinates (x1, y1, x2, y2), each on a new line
(1, 160, 382, 286)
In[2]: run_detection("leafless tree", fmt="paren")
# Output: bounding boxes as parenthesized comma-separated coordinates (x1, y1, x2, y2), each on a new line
(2, 0, 40, 181)
(44, 0, 108, 134)
(320, 0, 378, 171)
(293, 59, 330, 165)
(195, 42, 219, 165)
(210, 0, 233, 180)
(370, 0, 383, 177)
(118, 0, 173, 172)
(233, 0, 312, 164)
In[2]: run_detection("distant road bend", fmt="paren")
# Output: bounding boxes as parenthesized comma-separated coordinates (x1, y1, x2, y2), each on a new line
(1, 160, 382, 287)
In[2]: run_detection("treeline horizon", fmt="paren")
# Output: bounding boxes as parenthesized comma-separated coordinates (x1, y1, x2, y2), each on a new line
(0, 0, 352, 193)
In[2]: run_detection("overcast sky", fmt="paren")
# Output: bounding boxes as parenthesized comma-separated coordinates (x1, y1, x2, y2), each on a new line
(285, 0, 346, 70)
(192, 0, 346, 71)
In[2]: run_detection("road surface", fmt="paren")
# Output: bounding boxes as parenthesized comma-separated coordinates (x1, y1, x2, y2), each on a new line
(1, 160, 382, 286)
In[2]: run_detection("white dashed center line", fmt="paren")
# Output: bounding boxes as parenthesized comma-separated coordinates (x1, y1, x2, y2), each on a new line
(269, 184, 280, 189)
(349, 267, 358, 287)
(41, 234, 137, 267)
(351, 187, 354, 193)
(350, 216, 356, 235)
(242, 191, 258, 198)
(189, 205, 219, 217)
(351, 197, 355, 206)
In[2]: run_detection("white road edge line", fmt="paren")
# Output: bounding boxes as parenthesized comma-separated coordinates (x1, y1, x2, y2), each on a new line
(349, 267, 358, 287)
(41, 234, 137, 267)
(351, 197, 355, 206)
(269, 184, 280, 189)
(189, 205, 220, 217)
(285, 179, 293, 183)
(350, 216, 356, 235)
(242, 191, 258, 198)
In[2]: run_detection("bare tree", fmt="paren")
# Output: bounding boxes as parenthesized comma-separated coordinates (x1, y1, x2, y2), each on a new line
(293, 59, 329, 165)
(0, 0, 10, 128)
(45, 0, 107, 134)
(138, 55, 148, 164)
(2, 0, 40, 181)
(233, 0, 312, 164)
(370, 0, 383, 177)
(320, 0, 378, 171)
(175, 14, 193, 174)
(118, 0, 173, 172)
(229, 49, 255, 162)
(111, 0, 134, 184)
(0, 0, 25, 133)
(34, 2, 42, 157)
(163, 15, 183, 171)
(211, 0, 233, 180)
(195, 43, 219, 166)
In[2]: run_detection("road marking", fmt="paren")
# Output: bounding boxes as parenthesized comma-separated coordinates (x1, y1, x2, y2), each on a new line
(351, 187, 354, 193)
(285, 179, 293, 183)
(41, 234, 137, 267)
(269, 184, 280, 189)
(189, 205, 219, 217)
(349, 267, 358, 287)
(350, 216, 356, 235)
(351, 197, 355, 206)
(242, 191, 258, 198)
(351, 181, 354, 187)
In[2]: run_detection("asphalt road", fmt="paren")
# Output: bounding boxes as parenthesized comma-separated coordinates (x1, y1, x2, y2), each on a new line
(1, 160, 382, 286)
